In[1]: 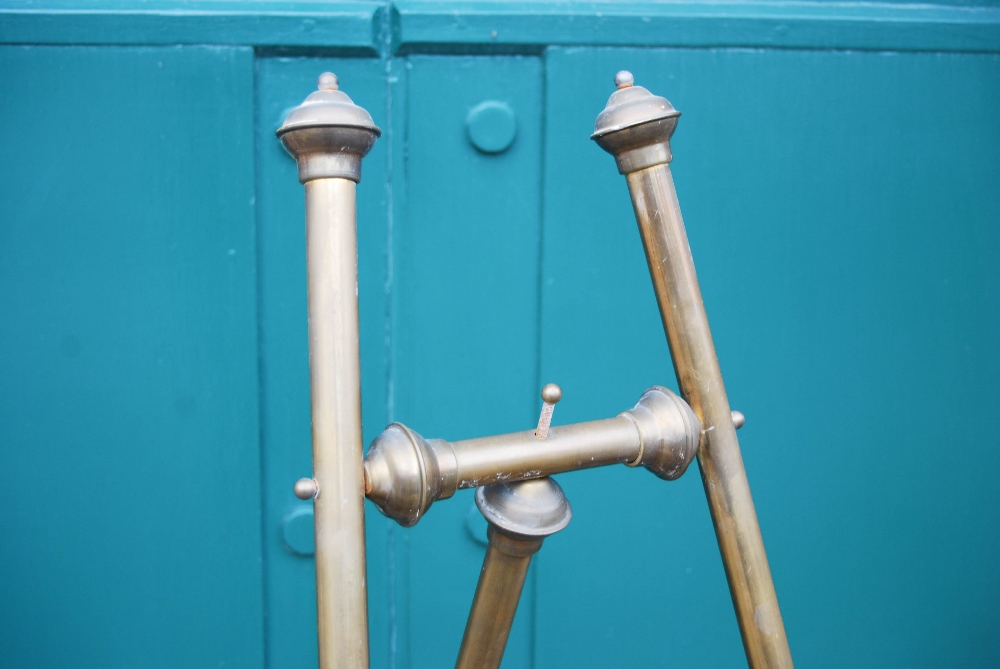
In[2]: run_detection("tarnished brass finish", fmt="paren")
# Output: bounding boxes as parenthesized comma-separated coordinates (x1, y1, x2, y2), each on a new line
(456, 478, 572, 669)
(364, 386, 701, 526)
(278, 74, 380, 669)
(593, 73, 793, 669)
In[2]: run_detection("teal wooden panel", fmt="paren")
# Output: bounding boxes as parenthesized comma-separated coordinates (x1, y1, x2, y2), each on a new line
(2, 8, 997, 669)
(3, 1, 1000, 53)
(394, 55, 543, 669)
(538, 47, 1000, 667)
(0, 0, 382, 50)
(0, 45, 263, 667)
(254, 56, 391, 669)
(394, 0, 1000, 53)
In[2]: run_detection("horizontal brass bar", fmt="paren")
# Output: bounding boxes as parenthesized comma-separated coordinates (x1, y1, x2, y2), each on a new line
(445, 415, 640, 488)
(365, 386, 701, 526)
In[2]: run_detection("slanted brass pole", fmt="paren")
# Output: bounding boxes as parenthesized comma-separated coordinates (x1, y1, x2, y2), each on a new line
(455, 527, 541, 669)
(456, 467, 572, 669)
(455, 395, 574, 669)
(629, 164, 792, 668)
(593, 71, 793, 668)
(279, 73, 381, 669)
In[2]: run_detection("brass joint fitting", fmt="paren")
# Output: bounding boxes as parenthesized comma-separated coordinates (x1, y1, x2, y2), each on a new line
(363, 386, 700, 527)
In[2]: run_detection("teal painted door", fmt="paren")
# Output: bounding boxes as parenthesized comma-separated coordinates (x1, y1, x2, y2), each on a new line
(2, 7, 1000, 669)
(0, 45, 264, 667)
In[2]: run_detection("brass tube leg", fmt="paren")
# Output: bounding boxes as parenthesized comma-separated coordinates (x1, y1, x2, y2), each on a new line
(455, 526, 542, 669)
(306, 177, 370, 669)
(625, 164, 793, 668)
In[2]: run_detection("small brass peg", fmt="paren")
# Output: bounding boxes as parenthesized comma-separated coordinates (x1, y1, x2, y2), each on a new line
(294, 477, 319, 500)
(535, 383, 562, 439)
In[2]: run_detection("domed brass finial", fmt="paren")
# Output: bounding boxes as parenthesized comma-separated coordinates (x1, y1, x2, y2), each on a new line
(536, 383, 562, 439)
(591, 73, 681, 174)
(276, 72, 380, 184)
(317, 72, 339, 91)
(614, 70, 634, 89)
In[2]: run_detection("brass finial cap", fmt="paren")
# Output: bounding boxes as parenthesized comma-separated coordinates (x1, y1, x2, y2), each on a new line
(363, 423, 443, 527)
(591, 70, 681, 174)
(277, 72, 381, 183)
(476, 477, 572, 539)
(278, 72, 380, 136)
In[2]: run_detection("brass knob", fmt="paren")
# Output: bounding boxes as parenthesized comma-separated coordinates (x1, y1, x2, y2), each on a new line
(535, 383, 562, 439)
(614, 70, 634, 89)
(294, 477, 319, 500)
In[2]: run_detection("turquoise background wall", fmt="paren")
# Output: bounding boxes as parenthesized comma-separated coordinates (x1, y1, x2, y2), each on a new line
(1, 2, 998, 668)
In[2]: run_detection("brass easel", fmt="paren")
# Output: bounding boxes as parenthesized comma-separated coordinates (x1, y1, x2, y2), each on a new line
(278, 70, 793, 669)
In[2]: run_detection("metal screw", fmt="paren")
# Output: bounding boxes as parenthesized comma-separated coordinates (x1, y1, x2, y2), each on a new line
(614, 70, 634, 90)
(535, 383, 562, 439)
(294, 477, 319, 500)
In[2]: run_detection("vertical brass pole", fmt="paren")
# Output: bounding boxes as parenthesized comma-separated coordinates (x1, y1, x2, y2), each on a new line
(279, 73, 381, 669)
(593, 73, 793, 668)
(305, 176, 370, 669)
(455, 527, 541, 669)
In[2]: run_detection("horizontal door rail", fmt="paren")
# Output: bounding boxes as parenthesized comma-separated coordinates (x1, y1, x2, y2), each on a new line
(1, 0, 999, 53)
